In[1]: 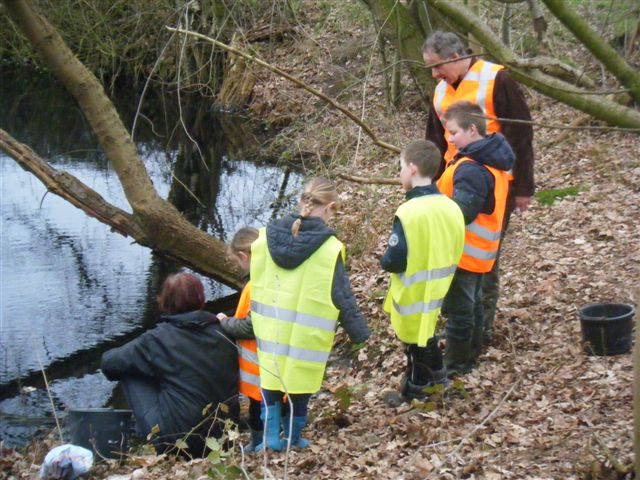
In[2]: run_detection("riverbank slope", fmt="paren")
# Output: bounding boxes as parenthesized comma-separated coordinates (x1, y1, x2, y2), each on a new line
(3, 1, 639, 478)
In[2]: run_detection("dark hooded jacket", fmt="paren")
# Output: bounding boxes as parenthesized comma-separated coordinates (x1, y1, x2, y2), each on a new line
(449, 133, 515, 225)
(101, 310, 239, 449)
(259, 214, 370, 343)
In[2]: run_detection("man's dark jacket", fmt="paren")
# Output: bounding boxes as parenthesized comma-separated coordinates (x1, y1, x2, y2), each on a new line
(426, 62, 534, 198)
(101, 310, 239, 447)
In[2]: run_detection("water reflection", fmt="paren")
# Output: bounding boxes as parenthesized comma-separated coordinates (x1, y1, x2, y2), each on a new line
(0, 69, 302, 445)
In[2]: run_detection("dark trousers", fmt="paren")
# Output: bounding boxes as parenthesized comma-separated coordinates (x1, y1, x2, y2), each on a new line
(262, 389, 311, 417)
(442, 268, 483, 374)
(248, 398, 262, 431)
(121, 377, 161, 438)
(481, 197, 514, 343)
(121, 378, 169, 451)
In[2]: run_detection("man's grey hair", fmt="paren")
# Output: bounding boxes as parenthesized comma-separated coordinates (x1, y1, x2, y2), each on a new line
(422, 31, 467, 58)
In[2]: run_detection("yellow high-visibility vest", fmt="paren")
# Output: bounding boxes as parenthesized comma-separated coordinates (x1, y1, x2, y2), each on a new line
(384, 194, 465, 346)
(250, 228, 345, 394)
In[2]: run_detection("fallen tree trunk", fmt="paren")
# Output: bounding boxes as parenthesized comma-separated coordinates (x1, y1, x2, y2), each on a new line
(2, 0, 242, 288)
(0, 128, 242, 286)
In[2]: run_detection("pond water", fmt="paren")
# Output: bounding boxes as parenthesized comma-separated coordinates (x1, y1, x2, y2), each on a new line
(0, 69, 303, 447)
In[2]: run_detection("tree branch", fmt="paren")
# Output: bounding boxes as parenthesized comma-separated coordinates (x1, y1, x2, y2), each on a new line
(0, 128, 147, 240)
(337, 172, 400, 185)
(425, 0, 640, 130)
(540, 0, 640, 104)
(0, 128, 242, 286)
(166, 26, 401, 154)
(3, 0, 242, 287)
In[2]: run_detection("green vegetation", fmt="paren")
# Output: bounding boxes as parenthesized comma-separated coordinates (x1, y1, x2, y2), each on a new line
(535, 185, 583, 206)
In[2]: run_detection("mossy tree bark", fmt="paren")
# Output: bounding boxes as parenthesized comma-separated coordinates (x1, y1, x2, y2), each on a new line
(358, 0, 436, 103)
(540, 0, 640, 105)
(2, 0, 242, 287)
(361, 0, 640, 129)
(424, 0, 640, 129)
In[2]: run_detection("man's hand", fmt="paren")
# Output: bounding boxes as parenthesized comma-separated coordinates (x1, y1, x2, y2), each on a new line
(514, 195, 532, 212)
(216, 312, 228, 321)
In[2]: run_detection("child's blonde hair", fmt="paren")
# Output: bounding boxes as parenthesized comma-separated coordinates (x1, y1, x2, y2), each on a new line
(291, 177, 340, 237)
(230, 227, 259, 255)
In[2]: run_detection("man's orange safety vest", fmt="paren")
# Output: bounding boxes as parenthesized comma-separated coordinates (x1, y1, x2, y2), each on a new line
(433, 59, 504, 163)
(234, 282, 262, 401)
(436, 157, 510, 273)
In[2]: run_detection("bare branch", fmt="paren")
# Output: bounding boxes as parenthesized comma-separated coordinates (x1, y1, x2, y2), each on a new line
(0, 128, 147, 240)
(337, 172, 400, 185)
(167, 25, 401, 154)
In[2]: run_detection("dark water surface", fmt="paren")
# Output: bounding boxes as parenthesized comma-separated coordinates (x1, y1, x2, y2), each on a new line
(0, 69, 302, 446)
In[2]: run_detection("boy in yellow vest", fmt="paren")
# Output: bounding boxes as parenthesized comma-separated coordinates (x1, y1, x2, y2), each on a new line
(381, 140, 465, 399)
(436, 101, 514, 377)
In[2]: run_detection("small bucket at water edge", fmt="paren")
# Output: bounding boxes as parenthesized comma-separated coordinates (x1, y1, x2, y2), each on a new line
(578, 303, 635, 356)
(67, 408, 133, 461)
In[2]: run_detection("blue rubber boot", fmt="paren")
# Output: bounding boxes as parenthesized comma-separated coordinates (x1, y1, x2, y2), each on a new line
(243, 428, 263, 453)
(254, 403, 283, 452)
(283, 415, 310, 449)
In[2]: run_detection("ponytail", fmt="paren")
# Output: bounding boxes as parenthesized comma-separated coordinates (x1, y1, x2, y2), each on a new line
(291, 177, 339, 237)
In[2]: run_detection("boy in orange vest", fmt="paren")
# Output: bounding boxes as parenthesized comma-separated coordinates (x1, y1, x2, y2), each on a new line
(217, 227, 263, 452)
(435, 101, 514, 377)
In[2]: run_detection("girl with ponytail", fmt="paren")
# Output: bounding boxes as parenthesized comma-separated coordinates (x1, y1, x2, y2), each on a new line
(249, 177, 370, 452)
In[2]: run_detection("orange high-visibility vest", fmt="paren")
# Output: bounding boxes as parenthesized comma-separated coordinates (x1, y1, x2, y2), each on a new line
(436, 157, 510, 273)
(235, 282, 261, 401)
(433, 60, 504, 163)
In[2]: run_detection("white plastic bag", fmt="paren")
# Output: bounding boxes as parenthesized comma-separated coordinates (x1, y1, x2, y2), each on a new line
(39, 444, 93, 480)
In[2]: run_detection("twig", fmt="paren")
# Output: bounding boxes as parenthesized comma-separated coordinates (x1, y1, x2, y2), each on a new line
(592, 434, 633, 474)
(545, 113, 591, 146)
(336, 172, 399, 186)
(175, 4, 209, 173)
(470, 112, 640, 132)
(426, 378, 522, 478)
(166, 26, 401, 154)
(37, 355, 64, 444)
(353, 0, 400, 166)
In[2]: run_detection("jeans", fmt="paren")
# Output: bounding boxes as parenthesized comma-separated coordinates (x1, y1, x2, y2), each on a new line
(442, 268, 484, 343)
(481, 197, 514, 343)
(442, 268, 483, 374)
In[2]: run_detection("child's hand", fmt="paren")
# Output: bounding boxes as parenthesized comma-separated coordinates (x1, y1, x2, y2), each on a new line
(216, 312, 228, 321)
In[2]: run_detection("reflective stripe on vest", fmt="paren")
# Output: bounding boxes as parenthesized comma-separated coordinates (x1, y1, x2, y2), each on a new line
(239, 369, 261, 388)
(257, 338, 331, 363)
(239, 344, 259, 364)
(392, 297, 444, 317)
(398, 264, 458, 287)
(433, 59, 504, 162)
(251, 300, 337, 332)
(384, 194, 465, 346)
(250, 228, 344, 394)
(234, 283, 262, 401)
(436, 157, 510, 273)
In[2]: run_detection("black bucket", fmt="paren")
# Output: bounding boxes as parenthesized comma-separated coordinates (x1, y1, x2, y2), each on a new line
(67, 408, 133, 460)
(578, 303, 635, 356)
